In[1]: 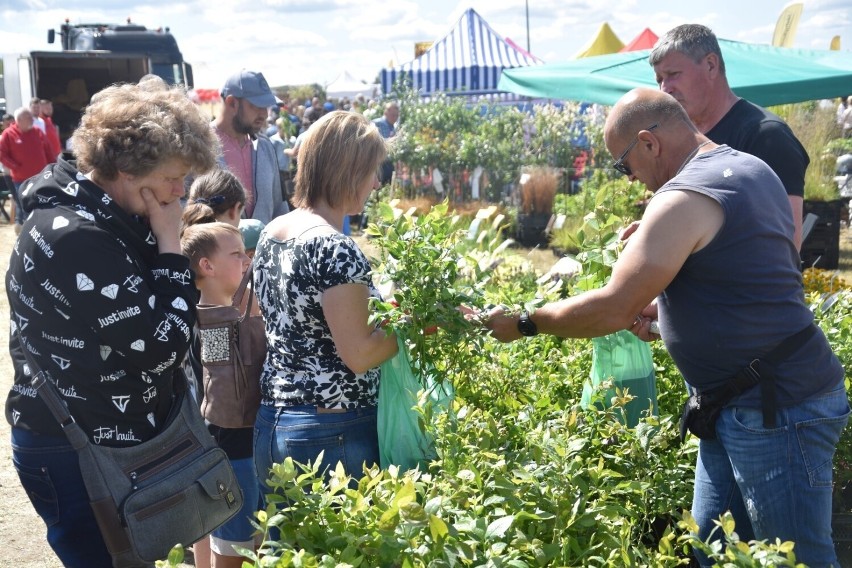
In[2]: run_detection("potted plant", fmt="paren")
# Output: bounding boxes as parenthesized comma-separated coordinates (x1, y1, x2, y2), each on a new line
(778, 103, 845, 269)
(801, 178, 844, 269)
(516, 166, 558, 247)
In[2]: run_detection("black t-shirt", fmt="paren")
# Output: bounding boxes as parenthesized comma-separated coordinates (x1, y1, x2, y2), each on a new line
(706, 99, 809, 198)
(6, 159, 198, 444)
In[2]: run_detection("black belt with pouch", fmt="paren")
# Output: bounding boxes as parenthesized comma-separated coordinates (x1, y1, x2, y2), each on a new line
(680, 324, 818, 442)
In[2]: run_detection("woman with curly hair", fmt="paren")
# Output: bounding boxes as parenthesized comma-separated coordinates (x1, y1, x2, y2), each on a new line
(5, 80, 219, 566)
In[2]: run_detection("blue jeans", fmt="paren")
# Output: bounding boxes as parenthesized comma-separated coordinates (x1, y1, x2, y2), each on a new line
(254, 404, 379, 497)
(691, 383, 850, 567)
(12, 180, 24, 225)
(210, 457, 260, 555)
(11, 428, 113, 567)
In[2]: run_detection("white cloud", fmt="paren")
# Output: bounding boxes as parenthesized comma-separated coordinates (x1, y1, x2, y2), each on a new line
(3, 0, 850, 92)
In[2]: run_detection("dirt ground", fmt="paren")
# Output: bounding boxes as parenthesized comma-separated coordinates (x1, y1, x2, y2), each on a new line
(0, 219, 63, 567)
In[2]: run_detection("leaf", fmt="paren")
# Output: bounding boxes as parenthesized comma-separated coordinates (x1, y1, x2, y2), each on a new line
(485, 515, 515, 540)
(720, 512, 736, 535)
(166, 545, 184, 565)
(429, 514, 449, 541)
(424, 496, 444, 514)
(392, 479, 417, 508)
(679, 510, 700, 533)
(377, 201, 396, 222)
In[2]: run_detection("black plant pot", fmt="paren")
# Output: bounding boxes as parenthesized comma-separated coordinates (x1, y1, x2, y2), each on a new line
(801, 199, 844, 270)
(516, 212, 552, 248)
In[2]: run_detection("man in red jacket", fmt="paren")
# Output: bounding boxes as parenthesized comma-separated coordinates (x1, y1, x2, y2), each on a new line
(0, 107, 55, 229)
(39, 99, 62, 159)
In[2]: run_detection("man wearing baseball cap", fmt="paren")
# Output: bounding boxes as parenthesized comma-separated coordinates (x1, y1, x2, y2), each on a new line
(213, 70, 288, 225)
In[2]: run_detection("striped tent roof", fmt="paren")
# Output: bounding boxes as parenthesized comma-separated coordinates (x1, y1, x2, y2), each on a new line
(381, 8, 541, 98)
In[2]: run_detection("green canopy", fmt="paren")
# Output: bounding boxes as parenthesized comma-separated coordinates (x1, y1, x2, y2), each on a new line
(498, 39, 852, 106)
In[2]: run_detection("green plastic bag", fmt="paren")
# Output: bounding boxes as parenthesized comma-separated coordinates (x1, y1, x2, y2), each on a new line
(378, 336, 454, 470)
(581, 329, 657, 427)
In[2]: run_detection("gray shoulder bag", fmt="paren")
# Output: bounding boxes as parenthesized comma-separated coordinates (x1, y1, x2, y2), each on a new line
(19, 328, 243, 567)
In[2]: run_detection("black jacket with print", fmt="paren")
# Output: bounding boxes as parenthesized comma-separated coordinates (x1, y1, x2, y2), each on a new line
(5, 158, 199, 446)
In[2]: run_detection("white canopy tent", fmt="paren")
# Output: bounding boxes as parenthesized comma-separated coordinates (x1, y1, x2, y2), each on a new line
(326, 71, 379, 100)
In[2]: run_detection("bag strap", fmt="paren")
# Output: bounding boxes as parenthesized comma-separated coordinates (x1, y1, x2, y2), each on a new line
(761, 323, 817, 367)
(294, 224, 335, 240)
(232, 259, 257, 321)
(757, 323, 817, 428)
(710, 323, 818, 428)
(231, 258, 253, 307)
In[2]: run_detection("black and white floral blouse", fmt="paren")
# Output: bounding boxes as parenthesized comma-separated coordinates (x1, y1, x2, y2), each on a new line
(253, 230, 381, 409)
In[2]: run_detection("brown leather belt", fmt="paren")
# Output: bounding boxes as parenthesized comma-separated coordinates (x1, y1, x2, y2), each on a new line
(315, 407, 348, 414)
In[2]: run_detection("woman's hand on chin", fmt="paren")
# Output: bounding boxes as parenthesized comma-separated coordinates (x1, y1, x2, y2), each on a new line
(141, 188, 182, 254)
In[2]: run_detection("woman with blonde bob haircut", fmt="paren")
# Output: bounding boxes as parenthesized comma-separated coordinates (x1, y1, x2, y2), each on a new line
(5, 81, 219, 566)
(253, 110, 397, 497)
(292, 110, 388, 209)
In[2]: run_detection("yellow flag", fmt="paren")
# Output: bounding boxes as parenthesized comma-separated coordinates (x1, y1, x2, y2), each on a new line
(772, 3, 804, 47)
(830, 35, 841, 50)
(414, 42, 433, 58)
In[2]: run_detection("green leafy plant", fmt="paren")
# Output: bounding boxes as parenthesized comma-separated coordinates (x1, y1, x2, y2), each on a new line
(550, 171, 645, 257)
(824, 137, 852, 158)
(365, 201, 490, 385)
(679, 511, 805, 567)
(244, 197, 852, 567)
(388, 90, 602, 202)
(566, 174, 645, 292)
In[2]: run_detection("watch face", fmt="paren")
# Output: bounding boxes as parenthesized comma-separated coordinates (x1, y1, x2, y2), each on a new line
(518, 312, 537, 336)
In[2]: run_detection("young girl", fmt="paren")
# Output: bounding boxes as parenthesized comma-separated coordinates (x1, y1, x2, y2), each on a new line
(183, 168, 247, 228)
(181, 222, 255, 568)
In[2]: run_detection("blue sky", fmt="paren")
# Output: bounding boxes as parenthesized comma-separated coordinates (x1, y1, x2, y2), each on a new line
(2, 0, 850, 92)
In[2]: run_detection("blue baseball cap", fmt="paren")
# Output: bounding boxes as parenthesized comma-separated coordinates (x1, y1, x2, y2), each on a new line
(221, 70, 277, 108)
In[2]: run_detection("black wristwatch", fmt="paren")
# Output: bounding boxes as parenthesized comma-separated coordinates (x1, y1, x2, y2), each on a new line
(517, 310, 538, 337)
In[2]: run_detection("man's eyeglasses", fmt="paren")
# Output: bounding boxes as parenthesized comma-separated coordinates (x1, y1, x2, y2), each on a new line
(612, 123, 659, 177)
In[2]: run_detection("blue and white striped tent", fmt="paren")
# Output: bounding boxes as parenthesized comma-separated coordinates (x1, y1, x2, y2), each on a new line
(380, 8, 541, 99)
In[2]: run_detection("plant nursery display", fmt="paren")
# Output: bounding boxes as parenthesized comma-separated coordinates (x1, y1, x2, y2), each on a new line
(219, 202, 852, 568)
(145, 97, 852, 568)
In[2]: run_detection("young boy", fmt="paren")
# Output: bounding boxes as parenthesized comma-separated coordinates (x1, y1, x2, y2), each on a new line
(238, 218, 265, 259)
(181, 222, 256, 568)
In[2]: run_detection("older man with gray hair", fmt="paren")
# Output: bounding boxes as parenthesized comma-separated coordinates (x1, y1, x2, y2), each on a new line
(649, 24, 808, 249)
(0, 107, 55, 230)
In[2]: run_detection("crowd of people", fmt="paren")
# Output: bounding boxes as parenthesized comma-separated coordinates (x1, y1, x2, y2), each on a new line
(839, 95, 852, 138)
(0, 97, 64, 232)
(2, 22, 849, 568)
